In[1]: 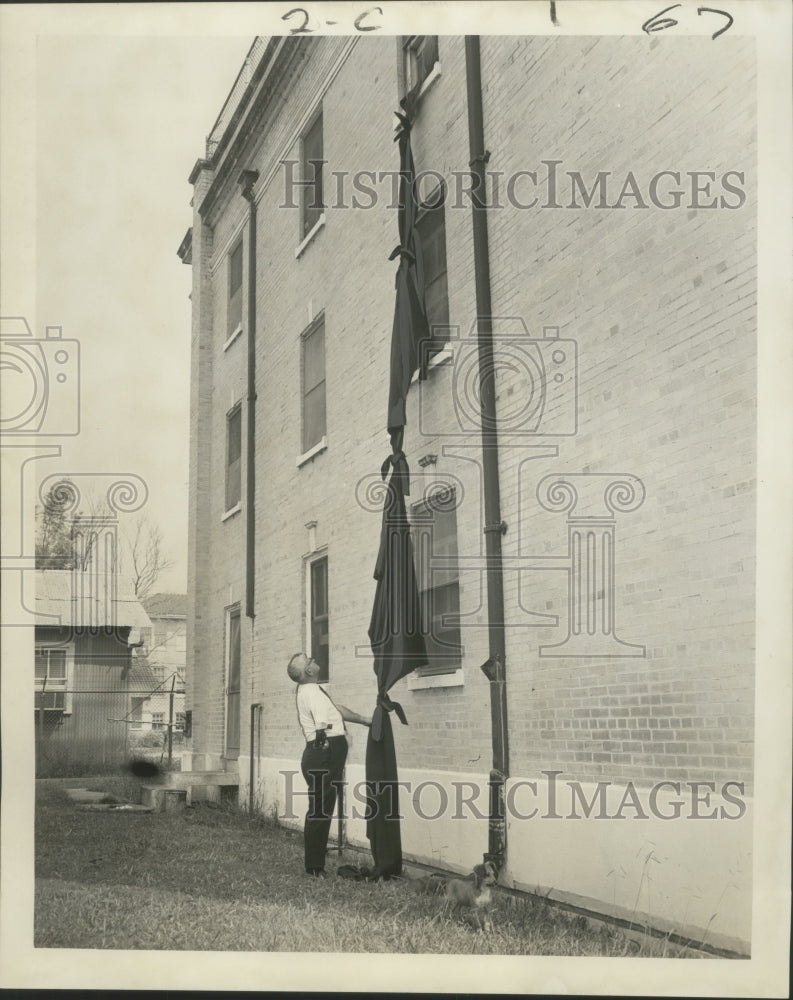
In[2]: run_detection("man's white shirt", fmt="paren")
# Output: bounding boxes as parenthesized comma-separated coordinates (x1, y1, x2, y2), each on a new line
(296, 683, 345, 742)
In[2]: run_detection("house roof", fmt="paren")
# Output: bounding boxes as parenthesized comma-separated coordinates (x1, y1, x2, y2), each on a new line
(141, 593, 187, 619)
(128, 658, 160, 692)
(35, 570, 152, 630)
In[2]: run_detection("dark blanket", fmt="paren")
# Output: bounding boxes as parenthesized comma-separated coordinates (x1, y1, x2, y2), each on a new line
(364, 708, 403, 879)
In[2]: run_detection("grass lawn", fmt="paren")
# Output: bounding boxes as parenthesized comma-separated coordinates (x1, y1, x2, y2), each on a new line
(35, 777, 702, 955)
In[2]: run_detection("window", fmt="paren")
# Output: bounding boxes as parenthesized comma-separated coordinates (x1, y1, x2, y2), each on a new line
(301, 111, 324, 238)
(411, 488, 462, 674)
(152, 712, 165, 730)
(35, 645, 73, 713)
(225, 404, 242, 511)
(310, 556, 329, 683)
(226, 607, 241, 757)
(175, 712, 186, 732)
(153, 665, 166, 684)
(416, 193, 449, 338)
(301, 316, 326, 453)
(227, 240, 243, 336)
(403, 36, 439, 96)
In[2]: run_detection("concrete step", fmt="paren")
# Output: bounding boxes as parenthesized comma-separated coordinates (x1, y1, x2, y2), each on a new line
(140, 785, 188, 812)
(78, 802, 155, 814)
(165, 770, 239, 789)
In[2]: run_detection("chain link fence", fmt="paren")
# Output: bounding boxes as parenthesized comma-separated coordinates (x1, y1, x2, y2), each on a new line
(35, 680, 187, 778)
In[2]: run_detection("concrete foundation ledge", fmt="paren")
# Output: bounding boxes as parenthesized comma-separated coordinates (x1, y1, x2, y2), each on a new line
(247, 756, 752, 954)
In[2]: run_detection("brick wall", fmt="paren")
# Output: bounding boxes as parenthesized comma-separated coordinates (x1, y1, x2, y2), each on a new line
(478, 35, 755, 788)
(186, 161, 224, 756)
(186, 35, 755, 792)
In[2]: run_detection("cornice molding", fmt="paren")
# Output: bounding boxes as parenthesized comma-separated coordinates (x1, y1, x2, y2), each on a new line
(198, 36, 358, 225)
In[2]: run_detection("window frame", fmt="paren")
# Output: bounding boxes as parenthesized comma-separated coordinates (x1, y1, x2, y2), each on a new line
(410, 486, 463, 676)
(305, 552, 329, 684)
(300, 313, 327, 456)
(227, 238, 244, 340)
(415, 185, 450, 343)
(401, 35, 440, 99)
(300, 108, 324, 242)
(225, 402, 243, 515)
(225, 604, 242, 759)
(34, 643, 74, 715)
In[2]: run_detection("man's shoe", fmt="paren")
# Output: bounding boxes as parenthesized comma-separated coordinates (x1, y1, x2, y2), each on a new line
(306, 868, 327, 878)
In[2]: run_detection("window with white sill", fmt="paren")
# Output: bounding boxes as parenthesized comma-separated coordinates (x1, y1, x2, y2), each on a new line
(301, 314, 326, 455)
(227, 239, 243, 338)
(35, 644, 74, 714)
(411, 487, 463, 675)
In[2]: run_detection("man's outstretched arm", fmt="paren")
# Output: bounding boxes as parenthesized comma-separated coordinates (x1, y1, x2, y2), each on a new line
(336, 704, 372, 726)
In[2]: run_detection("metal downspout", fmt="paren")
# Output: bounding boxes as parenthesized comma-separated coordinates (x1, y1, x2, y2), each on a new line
(249, 702, 262, 814)
(240, 169, 259, 620)
(240, 170, 259, 808)
(464, 36, 509, 869)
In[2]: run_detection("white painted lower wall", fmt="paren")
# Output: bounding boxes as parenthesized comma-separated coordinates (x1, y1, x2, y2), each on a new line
(503, 774, 752, 955)
(237, 757, 752, 954)
(179, 750, 225, 772)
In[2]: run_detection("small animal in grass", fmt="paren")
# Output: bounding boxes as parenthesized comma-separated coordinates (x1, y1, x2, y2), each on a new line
(443, 861, 498, 931)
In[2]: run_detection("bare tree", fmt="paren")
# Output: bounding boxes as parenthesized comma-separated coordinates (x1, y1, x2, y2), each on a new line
(71, 491, 116, 572)
(36, 478, 175, 598)
(122, 515, 175, 598)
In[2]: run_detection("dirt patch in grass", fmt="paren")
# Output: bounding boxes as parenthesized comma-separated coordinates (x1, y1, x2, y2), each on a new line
(35, 778, 702, 956)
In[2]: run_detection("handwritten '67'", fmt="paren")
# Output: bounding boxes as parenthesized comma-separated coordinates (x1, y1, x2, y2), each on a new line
(642, 4, 734, 40)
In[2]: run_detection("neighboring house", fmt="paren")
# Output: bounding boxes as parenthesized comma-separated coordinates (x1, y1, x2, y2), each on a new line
(34, 570, 152, 774)
(180, 36, 755, 952)
(136, 593, 188, 734)
(126, 657, 160, 732)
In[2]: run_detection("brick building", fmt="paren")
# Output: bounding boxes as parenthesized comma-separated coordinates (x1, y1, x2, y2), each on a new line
(180, 35, 755, 952)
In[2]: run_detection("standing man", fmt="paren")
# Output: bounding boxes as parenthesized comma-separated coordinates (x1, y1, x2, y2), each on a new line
(287, 652, 371, 877)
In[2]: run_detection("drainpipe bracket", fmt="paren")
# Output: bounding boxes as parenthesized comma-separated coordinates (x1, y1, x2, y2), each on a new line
(238, 168, 260, 201)
(469, 149, 491, 168)
(483, 520, 507, 536)
(480, 655, 505, 682)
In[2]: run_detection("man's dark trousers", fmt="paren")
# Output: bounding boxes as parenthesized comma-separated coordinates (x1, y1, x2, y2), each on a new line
(301, 734, 347, 872)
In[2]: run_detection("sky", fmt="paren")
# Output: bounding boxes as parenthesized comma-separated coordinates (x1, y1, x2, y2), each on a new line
(35, 35, 254, 593)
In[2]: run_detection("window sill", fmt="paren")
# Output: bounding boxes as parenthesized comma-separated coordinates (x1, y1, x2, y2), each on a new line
(295, 214, 326, 259)
(223, 325, 243, 352)
(296, 436, 327, 468)
(410, 345, 453, 384)
(221, 504, 241, 522)
(419, 61, 441, 100)
(407, 666, 464, 690)
(395, 62, 442, 130)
